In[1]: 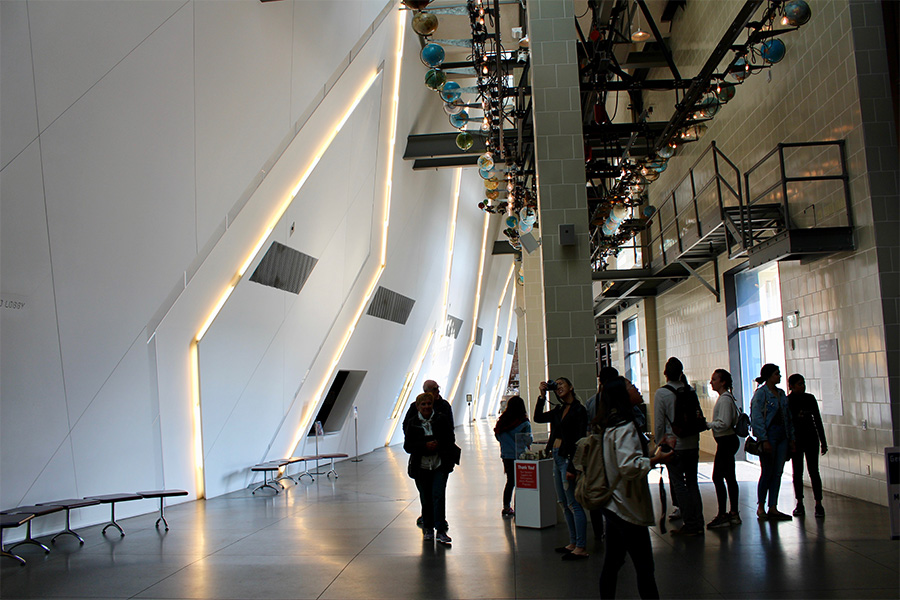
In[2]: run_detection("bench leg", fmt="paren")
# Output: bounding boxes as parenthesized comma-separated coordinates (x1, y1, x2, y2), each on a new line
(9, 521, 50, 554)
(51, 508, 85, 545)
(101, 502, 126, 537)
(1, 548, 26, 565)
(326, 457, 339, 479)
(252, 470, 280, 494)
(154, 498, 170, 531)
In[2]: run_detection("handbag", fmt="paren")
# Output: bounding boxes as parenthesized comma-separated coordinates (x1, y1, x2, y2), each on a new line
(744, 436, 761, 455)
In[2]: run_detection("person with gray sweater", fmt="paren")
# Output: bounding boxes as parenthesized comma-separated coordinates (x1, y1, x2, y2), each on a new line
(705, 369, 741, 529)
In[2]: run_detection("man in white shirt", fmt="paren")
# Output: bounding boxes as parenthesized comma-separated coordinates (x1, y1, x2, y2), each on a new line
(654, 357, 704, 536)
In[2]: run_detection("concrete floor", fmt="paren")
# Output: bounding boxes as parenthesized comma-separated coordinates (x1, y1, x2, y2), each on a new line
(2, 421, 898, 599)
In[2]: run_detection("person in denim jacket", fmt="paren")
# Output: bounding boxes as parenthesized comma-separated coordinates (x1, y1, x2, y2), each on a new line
(750, 363, 795, 521)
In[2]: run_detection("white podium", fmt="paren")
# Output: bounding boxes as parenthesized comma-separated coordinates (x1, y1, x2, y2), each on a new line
(514, 458, 556, 528)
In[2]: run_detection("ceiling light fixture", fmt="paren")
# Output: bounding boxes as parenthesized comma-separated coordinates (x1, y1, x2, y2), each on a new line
(630, 2, 651, 43)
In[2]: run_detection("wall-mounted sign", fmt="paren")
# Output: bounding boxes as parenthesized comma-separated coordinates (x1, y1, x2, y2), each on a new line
(818, 338, 842, 416)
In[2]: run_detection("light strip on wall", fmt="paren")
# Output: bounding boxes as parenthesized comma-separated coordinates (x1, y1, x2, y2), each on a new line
(188, 26, 393, 496)
(287, 7, 406, 456)
(489, 287, 517, 415)
(488, 263, 515, 372)
(446, 211, 491, 406)
(439, 169, 463, 331)
(385, 328, 435, 444)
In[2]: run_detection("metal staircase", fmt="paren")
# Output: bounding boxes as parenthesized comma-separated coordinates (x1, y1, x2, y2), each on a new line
(594, 140, 854, 314)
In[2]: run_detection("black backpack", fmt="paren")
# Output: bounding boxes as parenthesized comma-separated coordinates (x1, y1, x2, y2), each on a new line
(664, 384, 707, 438)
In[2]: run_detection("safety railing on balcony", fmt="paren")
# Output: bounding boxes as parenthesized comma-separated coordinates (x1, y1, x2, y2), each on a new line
(646, 141, 743, 270)
(740, 140, 854, 266)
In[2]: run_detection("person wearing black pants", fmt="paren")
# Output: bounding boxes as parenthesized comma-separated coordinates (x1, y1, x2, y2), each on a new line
(595, 377, 672, 599)
(494, 396, 532, 516)
(706, 369, 741, 528)
(788, 374, 828, 518)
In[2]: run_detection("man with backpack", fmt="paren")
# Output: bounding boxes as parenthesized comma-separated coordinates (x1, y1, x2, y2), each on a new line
(653, 357, 707, 536)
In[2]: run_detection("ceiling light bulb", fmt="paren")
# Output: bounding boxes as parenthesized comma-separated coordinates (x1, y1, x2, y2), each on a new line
(631, 29, 651, 42)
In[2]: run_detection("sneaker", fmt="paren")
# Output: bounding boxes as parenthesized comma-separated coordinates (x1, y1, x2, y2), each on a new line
(767, 509, 793, 521)
(707, 515, 732, 529)
(436, 531, 452, 545)
(423, 530, 434, 541)
(814, 504, 825, 518)
(729, 511, 742, 525)
(501, 507, 515, 517)
(792, 502, 805, 517)
(668, 507, 682, 522)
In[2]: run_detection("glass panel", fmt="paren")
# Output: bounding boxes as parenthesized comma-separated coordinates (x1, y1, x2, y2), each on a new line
(739, 327, 761, 414)
(736, 263, 782, 327)
(623, 318, 642, 394)
(762, 321, 786, 376)
(662, 222, 679, 258)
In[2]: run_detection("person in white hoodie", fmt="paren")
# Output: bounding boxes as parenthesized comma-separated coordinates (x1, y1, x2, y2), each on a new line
(597, 377, 672, 599)
(705, 369, 741, 529)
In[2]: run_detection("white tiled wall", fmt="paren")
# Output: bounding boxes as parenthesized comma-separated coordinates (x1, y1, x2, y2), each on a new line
(628, 0, 895, 504)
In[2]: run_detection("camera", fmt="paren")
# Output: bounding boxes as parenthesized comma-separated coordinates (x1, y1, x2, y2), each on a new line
(544, 380, 558, 391)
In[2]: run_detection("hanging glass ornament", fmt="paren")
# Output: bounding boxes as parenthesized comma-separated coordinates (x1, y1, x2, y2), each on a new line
(506, 215, 519, 229)
(440, 81, 461, 103)
(420, 43, 445, 67)
(695, 96, 720, 119)
(425, 68, 446, 91)
(732, 58, 750, 82)
(642, 204, 656, 218)
(449, 110, 469, 129)
(760, 39, 786, 64)
(783, 0, 811, 26)
(443, 99, 465, 115)
(715, 81, 736, 102)
(485, 189, 500, 200)
(477, 152, 494, 171)
(479, 167, 496, 180)
(658, 144, 676, 159)
(411, 11, 438, 36)
(456, 131, 474, 150)
(484, 179, 499, 191)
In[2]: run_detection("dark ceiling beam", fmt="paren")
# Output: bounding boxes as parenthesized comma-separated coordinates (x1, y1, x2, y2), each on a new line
(636, 0, 681, 80)
(412, 156, 480, 170)
(584, 121, 668, 138)
(653, 0, 765, 153)
(581, 79, 692, 92)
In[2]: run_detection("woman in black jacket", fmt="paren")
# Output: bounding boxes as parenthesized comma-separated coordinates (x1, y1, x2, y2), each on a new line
(535, 377, 589, 559)
(404, 392, 456, 544)
(787, 374, 828, 518)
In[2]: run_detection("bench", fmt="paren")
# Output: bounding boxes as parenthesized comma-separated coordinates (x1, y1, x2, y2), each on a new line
(35, 498, 101, 545)
(1, 513, 35, 565)
(315, 453, 349, 479)
(84, 493, 143, 536)
(251, 462, 285, 494)
(137, 489, 188, 531)
(0, 505, 65, 555)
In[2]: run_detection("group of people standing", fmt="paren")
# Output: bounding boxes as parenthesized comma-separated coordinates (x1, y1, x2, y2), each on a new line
(403, 359, 828, 598)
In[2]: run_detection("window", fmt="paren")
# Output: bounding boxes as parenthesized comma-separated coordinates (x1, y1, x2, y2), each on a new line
(623, 317, 642, 393)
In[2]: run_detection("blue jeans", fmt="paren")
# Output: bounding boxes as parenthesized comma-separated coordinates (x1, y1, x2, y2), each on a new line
(552, 448, 587, 548)
(415, 469, 449, 532)
(758, 435, 789, 509)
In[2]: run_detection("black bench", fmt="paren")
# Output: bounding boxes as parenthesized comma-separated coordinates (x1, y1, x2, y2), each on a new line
(137, 489, 188, 531)
(251, 462, 285, 494)
(0, 505, 64, 555)
(35, 498, 101, 545)
(1, 513, 35, 565)
(84, 493, 143, 536)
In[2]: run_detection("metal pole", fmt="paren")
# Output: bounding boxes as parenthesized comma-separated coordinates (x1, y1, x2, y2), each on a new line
(352, 406, 363, 462)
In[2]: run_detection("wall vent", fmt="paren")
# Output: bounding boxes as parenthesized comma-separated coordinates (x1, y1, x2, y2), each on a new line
(249, 242, 317, 294)
(445, 314, 464, 339)
(507, 341, 515, 355)
(366, 286, 415, 325)
(475, 327, 484, 346)
(496, 336, 502, 351)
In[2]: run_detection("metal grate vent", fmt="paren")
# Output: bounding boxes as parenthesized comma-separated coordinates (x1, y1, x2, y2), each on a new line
(445, 314, 464, 339)
(366, 286, 415, 325)
(249, 242, 317, 294)
(507, 341, 515, 355)
(475, 327, 484, 346)
(496, 336, 502, 351)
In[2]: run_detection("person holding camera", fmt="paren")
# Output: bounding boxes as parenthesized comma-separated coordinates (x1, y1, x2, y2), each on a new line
(535, 377, 589, 559)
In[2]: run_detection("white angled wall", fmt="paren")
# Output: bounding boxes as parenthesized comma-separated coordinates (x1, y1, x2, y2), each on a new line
(1, 0, 518, 534)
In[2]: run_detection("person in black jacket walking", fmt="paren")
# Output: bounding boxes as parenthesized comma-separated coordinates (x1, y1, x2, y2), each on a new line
(404, 392, 457, 544)
(787, 374, 828, 518)
(535, 377, 589, 559)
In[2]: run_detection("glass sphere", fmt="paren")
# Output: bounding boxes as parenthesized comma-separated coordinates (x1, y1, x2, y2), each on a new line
(506, 215, 519, 229)
(784, 0, 811, 26)
(520, 207, 537, 226)
(412, 11, 438, 36)
(456, 131, 474, 150)
(641, 167, 659, 181)
(760, 39, 786, 64)
(449, 110, 469, 129)
(716, 81, 736, 102)
(611, 205, 628, 222)
(477, 152, 494, 170)
(420, 43, 445, 67)
(479, 167, 496, 180)
(485, 189, 500, 200)
(424, 68, 446, 91)
(658, 144, 676, 159)
(696, 96, 720, 119)
(732, 58, 749, 82)
(519, 221, 533, 235)
(443, 99, 465, 115)
(403, 0, 431, 9)
(642, 204, 656, 218)
(654, 161, 668, 173)
(440, 81, 461, 103)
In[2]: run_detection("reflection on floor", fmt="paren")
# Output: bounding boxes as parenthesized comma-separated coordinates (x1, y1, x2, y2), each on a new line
(2, 421, 897, 599)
